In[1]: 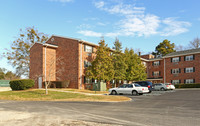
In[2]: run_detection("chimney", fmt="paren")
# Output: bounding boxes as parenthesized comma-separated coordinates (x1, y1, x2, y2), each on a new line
(138, 52, 141, 56)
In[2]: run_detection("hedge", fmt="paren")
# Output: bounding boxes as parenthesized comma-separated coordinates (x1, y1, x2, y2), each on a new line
(9, 79, 34, 90)
(175, 83, 200, 88)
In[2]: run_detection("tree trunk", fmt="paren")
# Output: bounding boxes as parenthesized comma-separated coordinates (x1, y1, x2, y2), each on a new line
(45, 82, 48, 95)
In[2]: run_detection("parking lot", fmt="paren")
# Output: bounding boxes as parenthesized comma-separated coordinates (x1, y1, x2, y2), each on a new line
(0, 89, 200, 126)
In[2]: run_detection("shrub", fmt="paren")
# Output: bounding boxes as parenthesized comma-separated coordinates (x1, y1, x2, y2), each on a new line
(175, 83, 200, 88)
(10, 79, 34, 90)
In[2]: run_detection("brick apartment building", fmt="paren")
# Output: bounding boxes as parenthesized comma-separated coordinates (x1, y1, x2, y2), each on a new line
(140, 48, 200, 84)
(30, 35, 200, 89)
(30, 35, 99, 89)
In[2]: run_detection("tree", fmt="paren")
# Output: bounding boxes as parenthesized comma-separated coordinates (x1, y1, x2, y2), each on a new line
(152, 39, 175, 57)
(175, 44, 185, 51)
(4, 27, 48, 77)
(86, 39, 114, 81)
(124, 48, 146, 82)
(112, 38, 127, 86)
(0, 68, 20, 80)
(188, 37, 200, 49)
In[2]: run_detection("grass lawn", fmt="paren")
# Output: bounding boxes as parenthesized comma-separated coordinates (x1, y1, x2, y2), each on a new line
(57, 88, 109, 94)
(0, 89, 130, 102)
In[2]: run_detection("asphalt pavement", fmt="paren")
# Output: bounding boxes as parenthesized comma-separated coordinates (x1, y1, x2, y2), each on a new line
(0, 89, 200, 126)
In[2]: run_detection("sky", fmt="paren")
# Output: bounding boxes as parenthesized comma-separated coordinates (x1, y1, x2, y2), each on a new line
(0, 0, 200, 72)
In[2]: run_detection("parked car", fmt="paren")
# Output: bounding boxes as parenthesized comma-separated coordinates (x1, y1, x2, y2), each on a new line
(134, 81, 153, 93)
(164, 83, 175, 90)
(153, 83, 167, 91)
(109, 83, 149, 95)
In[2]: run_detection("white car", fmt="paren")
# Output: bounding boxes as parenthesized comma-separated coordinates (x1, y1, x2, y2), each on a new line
(109, 83, 149, 95)
(164, 83, 175, 90)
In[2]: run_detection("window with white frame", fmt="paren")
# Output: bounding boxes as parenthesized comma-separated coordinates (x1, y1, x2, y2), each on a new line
(142, 62, 146, 67)
(172, 80, 180, 84)
(185, 67, 194, 73)
(185, 79, 194, 84)
(153, 71, 159, 76)
(172, 57, 180, 62)
(84, 77, 92, 84)
(84, 61, 91, 68)
(185, 55, 194, 61)
(153, 61, 160, 66)
(172, 68, 180, 74)
(85, 45, 92, 53)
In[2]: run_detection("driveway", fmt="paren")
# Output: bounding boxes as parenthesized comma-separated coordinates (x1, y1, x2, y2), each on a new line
(0, 89, 200, 126)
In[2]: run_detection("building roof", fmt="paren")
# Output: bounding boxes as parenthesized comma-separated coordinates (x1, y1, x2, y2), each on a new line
(164, 48, 200, 57)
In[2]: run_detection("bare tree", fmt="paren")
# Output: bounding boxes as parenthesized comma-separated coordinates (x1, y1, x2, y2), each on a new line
(189, 37, 200, 49)
(43, 56, 64, 95)
(175, 44, 185, 51)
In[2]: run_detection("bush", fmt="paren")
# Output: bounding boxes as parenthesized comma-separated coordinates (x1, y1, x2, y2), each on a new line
(175, 83, 200, 88)
(10, 79, 34, 90)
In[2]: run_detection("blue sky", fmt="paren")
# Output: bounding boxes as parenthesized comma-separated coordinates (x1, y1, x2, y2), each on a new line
(0, 0, 200, 72)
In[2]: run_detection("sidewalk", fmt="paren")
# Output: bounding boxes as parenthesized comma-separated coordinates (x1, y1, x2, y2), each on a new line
(0, 87, 12, 92)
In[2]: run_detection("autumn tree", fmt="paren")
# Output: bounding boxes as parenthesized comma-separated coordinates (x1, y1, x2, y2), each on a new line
(86, 39, 114, 82)
(4, 27, 48, 77)
(152, 39, 175, 57)
(112, 38, 127, 86)
(188, 37, 200, 49)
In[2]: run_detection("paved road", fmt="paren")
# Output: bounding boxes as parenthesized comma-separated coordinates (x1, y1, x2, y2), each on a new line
(0, 89, 200, 126)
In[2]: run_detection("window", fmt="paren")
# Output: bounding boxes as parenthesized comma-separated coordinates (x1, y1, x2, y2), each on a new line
(185, 55, 194, 61)
(185, 79, 194, 84)
(127, 84, 133, 88)
(185, 67, 195, 73)
(171, 68, 180, 74)
(171, 57, 180, 62)
(153, 71, 160, 76)
(142, 62, 147, 67)
(153, 61, 160, 66)
(84, 45, 93, 53)
(84, 61, 91, 68)
(84, 77, 92, 84)
(172, 80, 180, 84)
(134, 84, 141, 87)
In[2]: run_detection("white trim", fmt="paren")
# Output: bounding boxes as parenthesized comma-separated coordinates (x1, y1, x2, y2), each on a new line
(43, 43, 58, 48)
(79, 41, 83, 89)
(147, 78, 163, 81)
(164, 52, 200, 58)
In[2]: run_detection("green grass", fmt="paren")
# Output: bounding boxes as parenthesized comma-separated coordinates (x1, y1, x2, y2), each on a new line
(57, 88, 109, 94)
(0, 89, 130, 102)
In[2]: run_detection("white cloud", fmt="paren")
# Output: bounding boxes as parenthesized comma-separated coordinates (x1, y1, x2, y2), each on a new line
(97, 22, 106, 26)
(96, 1, 145, 15)
(161, 18, 191, 36)
(78, 30, 102, 37)
(94, 1, 105, 8)
(78, 1, 191, 38)
(120, 14, 160, 36)
(49, 0, 73, 3)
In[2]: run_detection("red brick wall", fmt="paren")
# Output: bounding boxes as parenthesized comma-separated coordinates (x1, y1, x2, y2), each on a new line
(46, 36, 79, 89)
(147, 60, 164, 79)
(165, 54, 200, 83)
(78, 42, 97, 89)
(30, 43, 43, 88)
(42, 47, 56, 82)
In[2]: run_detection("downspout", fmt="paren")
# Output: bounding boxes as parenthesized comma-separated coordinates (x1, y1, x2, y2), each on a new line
(164, 58, 166, 83)
(79, 41, 83, 89)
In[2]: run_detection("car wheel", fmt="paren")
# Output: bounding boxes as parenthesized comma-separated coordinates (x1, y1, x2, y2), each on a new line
(160, 88, 165, 91)
(111, 90, 117, 95)
(132, 90, 138, 96)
